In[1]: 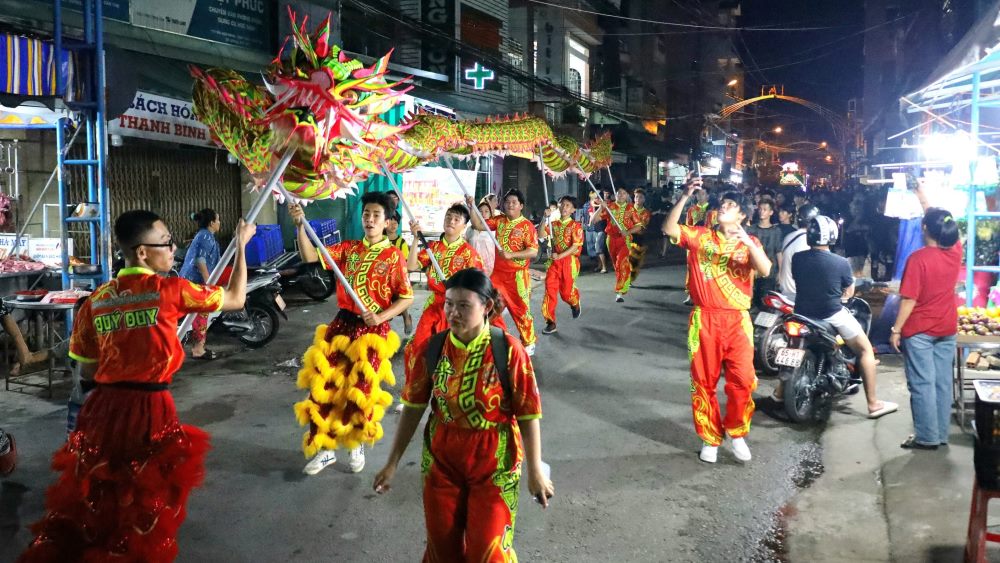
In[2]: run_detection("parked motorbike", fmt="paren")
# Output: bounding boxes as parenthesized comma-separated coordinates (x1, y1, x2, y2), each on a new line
(774, 297, 872, 422)
(196, 271, 287, 348)
(255, 252, 335, 302)
(753, 291, 795, 376)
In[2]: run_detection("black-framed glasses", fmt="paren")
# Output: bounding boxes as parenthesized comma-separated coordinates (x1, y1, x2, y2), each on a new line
(132, 237, 174, 250)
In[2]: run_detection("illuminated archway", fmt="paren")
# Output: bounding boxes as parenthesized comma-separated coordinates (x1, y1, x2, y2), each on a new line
(715, 93, 849, 144)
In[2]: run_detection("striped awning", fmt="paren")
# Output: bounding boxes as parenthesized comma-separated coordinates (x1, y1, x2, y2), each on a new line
(1, 32, 72, 97)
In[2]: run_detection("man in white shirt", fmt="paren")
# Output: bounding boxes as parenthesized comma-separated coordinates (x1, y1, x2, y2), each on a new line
(777, 204, 819, 302)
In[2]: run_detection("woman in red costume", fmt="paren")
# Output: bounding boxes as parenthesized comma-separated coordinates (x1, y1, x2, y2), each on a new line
(20, 210, 256, 562)
(374, 268, 554, 562)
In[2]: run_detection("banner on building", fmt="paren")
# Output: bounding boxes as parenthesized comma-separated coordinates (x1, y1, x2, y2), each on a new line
(130, 0, 274, 51)
(0, 234, 30, 260)
(401, 166, 476, 236)
(421, 0, 455, 87)
(108, 91, 212, 146)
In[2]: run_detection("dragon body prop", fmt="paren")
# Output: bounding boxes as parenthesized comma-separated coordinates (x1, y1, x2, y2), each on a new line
(191, 11, 613, 203)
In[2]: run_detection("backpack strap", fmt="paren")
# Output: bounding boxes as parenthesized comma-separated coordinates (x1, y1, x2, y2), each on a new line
(781, 231, 805, 254)
(489, 326, 511, 400)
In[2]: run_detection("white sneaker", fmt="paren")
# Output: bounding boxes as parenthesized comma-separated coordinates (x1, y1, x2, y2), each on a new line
(524, 344, 536, 357)
(394, 402, 404, 414)
(699, 443, 718, 463)
(730, 437, 751, 462)
(303, 449, 337, 475)
(348, 445, 365, 473)
(615, 293, 624, 303)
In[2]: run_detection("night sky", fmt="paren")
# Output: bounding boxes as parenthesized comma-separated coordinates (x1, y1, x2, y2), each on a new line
(738, 0, 866, 138)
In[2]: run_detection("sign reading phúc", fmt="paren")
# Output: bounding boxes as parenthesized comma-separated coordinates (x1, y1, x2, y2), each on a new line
(108, 91, 211, 147)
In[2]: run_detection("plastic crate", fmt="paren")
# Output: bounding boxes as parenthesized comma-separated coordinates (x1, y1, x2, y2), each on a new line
(246, 224, 283, 266)
(308, 219, 338, 244)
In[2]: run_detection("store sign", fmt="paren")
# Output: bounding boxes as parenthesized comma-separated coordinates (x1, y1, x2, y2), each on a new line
(401, 167, 476, 235)
(463, 63, 495, 90)
(28, 238, 73, 267)
(0, 234, 30, 260)
(63, 0, 131, 22)
(108, 91, 212, 147)
(130, 0, 273, 51)
(422, 0, 455, 87)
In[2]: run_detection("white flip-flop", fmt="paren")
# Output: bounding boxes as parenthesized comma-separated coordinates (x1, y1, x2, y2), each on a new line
(868, 401, 898, 419)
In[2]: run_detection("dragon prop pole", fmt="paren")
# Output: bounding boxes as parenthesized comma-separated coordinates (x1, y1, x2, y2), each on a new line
(273, 182, 367, 312)
(376, 157, 447, 281)
(441, 157, 503, 251)
(178, 147, 295, 338)
(545, 143, 626, 236)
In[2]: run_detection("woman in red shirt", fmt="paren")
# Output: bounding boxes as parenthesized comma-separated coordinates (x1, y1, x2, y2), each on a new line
(890, 207, 962, 450)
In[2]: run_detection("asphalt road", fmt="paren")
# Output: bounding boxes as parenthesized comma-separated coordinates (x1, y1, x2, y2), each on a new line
(1, 260, 822, 562)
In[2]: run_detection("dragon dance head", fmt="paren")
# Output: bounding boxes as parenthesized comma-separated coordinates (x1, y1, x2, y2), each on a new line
(192, 10, 412, 202)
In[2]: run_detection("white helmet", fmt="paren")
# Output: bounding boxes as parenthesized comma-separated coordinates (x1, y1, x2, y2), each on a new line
(807, 215, 839, 247)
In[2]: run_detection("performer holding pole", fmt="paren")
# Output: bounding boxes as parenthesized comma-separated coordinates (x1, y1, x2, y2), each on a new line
(590, 185, 641, 303)
(663, 174, 771, 464)
(442, 157, 502, 250)
(20, 211, 256, 561)
(289, 192, 414, 476)
(542, 195, 584, 335)
(467, 189, 540, 356)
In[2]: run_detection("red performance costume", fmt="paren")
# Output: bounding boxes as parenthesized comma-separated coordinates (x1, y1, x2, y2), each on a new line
(674, 225, 761, 446)
(403, 237, 497, 360)
(486, 215, 538, 347)
(403, 327, 542, 562)
(601, 202, 639, 295)
(542, 216, 583, 323)
(684, 202, 708, 226)
(20, 268, 224, 562)
(294, 238, 412, 456)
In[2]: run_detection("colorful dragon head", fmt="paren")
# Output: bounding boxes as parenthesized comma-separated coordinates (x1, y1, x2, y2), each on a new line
(261, 11, 412, 201)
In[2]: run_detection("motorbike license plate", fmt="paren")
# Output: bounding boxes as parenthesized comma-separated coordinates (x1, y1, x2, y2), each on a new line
(754, 311, 779, 328)
(274, 294, 286, 311)
(775, 348, 806, 368)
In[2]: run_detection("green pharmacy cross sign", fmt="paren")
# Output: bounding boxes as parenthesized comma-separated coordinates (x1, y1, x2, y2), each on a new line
(464, 63, 495, 90)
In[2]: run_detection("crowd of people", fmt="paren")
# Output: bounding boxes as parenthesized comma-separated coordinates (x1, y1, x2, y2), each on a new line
(12, 170, 964, 561)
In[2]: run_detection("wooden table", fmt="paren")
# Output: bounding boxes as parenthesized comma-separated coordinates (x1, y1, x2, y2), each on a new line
(2, 297, 75, 397)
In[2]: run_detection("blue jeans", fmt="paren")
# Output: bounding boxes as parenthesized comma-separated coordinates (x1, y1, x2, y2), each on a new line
(902, 333, 956, 445)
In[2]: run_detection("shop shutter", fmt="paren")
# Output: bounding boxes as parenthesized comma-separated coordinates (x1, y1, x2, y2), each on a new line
(67, 144, 242, 259)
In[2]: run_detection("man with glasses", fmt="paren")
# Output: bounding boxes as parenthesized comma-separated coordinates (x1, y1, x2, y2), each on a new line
(664, 177, 771, 464)
(21, 210, 256, 560)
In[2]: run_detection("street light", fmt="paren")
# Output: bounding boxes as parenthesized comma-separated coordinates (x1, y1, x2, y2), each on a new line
(820, 141, 828, 148)
(773, 126, 783, 134)
(727, 79, 738, 87)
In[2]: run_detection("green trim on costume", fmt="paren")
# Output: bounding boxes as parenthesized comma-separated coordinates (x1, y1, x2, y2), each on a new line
(400, 399, 428, 409)
(68, 351, 97, 364)
(515, 414, 542, 421)
(117, 266, 155, 277)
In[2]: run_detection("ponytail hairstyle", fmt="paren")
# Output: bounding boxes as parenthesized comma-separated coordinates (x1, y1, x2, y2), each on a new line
(444, 268, 504, 321)
(923, 207, 959, 248)
(192, 208, 218, 230)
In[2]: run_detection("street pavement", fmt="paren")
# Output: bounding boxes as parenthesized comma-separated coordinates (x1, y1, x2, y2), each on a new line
(1, 258, 975, 562)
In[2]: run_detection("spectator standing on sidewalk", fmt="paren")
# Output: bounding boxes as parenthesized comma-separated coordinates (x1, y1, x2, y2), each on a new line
(890, 185, 962, 450)
(747, 199, 783, 307)
(179, 208, 222, 360)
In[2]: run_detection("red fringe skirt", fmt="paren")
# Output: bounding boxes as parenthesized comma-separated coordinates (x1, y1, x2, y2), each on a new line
(19, 385, 210, 563)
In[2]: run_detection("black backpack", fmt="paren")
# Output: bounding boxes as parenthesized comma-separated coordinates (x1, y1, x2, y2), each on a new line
(424, 326, 511, 399)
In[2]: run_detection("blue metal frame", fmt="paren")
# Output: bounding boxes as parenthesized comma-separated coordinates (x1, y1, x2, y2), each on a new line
(53, 0, 110, 288)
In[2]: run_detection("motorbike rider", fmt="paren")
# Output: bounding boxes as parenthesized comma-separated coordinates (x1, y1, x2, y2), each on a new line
(776, 204, 819, 302)
(780, 215, 897, 419)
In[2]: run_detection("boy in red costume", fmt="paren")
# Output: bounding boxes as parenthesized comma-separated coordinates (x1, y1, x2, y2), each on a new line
(467, 190, 539, 355)
(663, 176, 771, 464)
(20, 211, 256, 562)
(590, 186, 642, 303)
(290, 192, 414, 476)
(405, 203, 489, 358)
(542, 195, 584, 334)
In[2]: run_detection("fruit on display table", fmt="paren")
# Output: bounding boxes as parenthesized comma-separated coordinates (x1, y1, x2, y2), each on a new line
(958, 306, 1000, 337)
